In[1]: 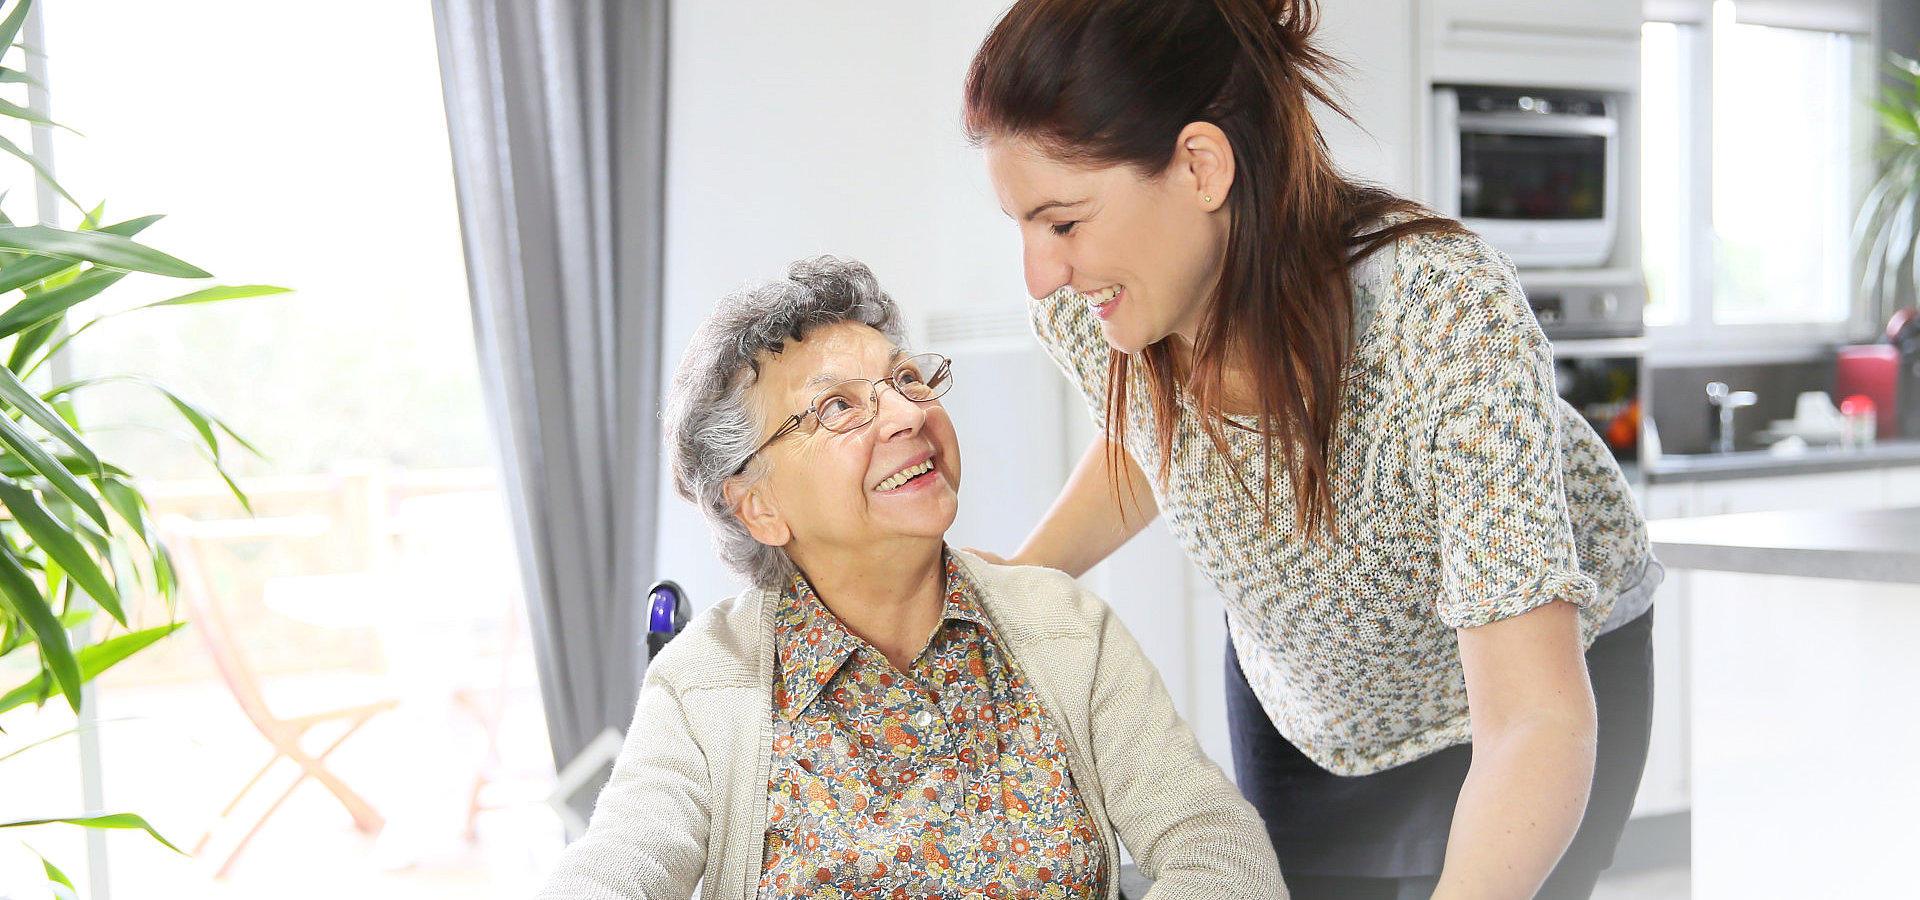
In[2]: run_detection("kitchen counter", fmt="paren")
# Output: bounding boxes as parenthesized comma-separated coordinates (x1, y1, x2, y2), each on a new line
(1651, 505, 1920, 897)
(1642, 438, 1920, 484)
(1647, 505, 1920, 584)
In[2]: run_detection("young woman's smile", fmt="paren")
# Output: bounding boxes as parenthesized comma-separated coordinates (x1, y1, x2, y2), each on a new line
(985, 137, 1230, 354)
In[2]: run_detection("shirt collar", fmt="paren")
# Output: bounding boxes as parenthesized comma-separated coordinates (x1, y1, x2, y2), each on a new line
(773, 548, 990, 720)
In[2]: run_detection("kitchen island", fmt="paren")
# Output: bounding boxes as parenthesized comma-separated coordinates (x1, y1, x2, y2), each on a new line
(1647, 505, 1920, 583)
(1648, 507, 1920, 898)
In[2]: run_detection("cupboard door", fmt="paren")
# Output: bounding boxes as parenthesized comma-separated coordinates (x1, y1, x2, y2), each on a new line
(1883, 466, 1920, 507)
(1689, 470, 1885, 516)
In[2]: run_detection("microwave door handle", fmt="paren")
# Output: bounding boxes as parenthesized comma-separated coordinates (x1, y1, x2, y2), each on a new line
(1454, 112, 1617, 138)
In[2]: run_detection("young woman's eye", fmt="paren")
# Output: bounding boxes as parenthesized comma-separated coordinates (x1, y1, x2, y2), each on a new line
(1050, 221, 1077, 237)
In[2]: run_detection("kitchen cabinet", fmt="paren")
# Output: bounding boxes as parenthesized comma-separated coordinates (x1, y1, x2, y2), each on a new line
(1631, 464, 1920, 822)
(1422, 0, 1642, 91)
(1634, 481, 1693, 820)
(1886, 466, 1920, 506)
(1648, 509, 1920, 897)
(1689, 469, 1886, 516)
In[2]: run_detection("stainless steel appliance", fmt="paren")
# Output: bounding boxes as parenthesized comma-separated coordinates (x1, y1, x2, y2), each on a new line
(1529, 274, 1647, 465)
(1433, 85, 1620, 269)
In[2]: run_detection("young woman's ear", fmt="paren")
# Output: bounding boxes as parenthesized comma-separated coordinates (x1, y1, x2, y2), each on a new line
(1175, 121, 1236, 212)
(725, 473, 792, 548)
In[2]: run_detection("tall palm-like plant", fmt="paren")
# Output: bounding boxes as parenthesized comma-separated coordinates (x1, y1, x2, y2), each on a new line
(0, 0, 286, 891)
(1857, 53, 1920, 315)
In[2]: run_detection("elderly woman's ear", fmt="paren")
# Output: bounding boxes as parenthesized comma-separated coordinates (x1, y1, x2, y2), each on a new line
(725, 475, 791, 548)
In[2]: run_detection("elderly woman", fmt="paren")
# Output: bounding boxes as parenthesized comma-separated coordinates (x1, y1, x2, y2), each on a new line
(537, 256, 1282, 900)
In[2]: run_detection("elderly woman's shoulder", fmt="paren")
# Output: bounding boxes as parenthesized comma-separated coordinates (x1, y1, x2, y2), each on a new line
(950, 550, 1113, 636)
(640, 591, 768, 693)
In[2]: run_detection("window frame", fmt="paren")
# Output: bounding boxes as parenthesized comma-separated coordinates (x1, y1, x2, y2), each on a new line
(1643, 11, 1882, 365)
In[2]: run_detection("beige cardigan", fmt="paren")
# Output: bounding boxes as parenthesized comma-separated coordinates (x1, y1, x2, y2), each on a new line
(536, 551, 1285, 900)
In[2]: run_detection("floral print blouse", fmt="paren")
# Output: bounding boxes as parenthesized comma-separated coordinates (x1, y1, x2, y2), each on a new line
(756, 553, 1104, 900)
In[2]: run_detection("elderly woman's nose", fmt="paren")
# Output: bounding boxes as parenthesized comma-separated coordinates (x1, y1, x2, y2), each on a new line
(873, 382, 929, 436)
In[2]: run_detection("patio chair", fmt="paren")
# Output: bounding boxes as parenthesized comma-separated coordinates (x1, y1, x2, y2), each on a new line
(159, 514, 399, 879)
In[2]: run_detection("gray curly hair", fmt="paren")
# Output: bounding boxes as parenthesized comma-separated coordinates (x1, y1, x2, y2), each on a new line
(663, 256, 909, 589)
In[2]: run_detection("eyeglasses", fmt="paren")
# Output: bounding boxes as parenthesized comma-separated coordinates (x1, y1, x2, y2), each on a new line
(750, 353, 954, 459)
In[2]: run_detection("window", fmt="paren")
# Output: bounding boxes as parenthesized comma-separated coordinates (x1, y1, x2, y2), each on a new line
(1641, 1, 1874, 352)
(2, 2, 563, 897)
(1710, 19, 1856, 324)
(1641, 22, 1686, 326)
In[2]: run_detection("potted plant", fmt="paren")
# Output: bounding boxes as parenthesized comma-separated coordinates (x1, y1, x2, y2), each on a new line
(1856, 52, 1920, 320)
(0, 0, 285, 892)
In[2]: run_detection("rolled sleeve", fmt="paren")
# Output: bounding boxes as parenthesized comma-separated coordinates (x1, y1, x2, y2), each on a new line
(1420, 263, 1597, 629)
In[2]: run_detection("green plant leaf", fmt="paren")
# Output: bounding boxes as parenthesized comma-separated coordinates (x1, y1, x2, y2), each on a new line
(0, 95, 63, 131)
(0, 249, 78, 295)
(38, 852, 78, 898)
(0, 411, 109, 529)
(96, 475, 147, 536)
(1, 720, 94, 764)
(0, 812, 185, 854)
(0, 225, 209, 277)
(0, 545, 79, 710)
(0, 454, 127, 481)
(0, 131, 82, 213)
(0, 213, 154, 295)
(0, 67, 41, 87)
(145, 283, 291, 307)
(44, 373, 264, 461)
(0, 267, 125, 338)
(0, 0, 33, 71)
(0, 364, 100, 472)
(0, 481, 121, 624)
(0, 621, 183, 715)
(8, 315, 60, 371)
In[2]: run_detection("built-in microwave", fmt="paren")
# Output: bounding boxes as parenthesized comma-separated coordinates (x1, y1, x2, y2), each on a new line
(1432, 85, 1619, 269)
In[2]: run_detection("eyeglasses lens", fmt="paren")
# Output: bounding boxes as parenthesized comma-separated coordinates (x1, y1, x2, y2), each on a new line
(810, 354, 953, 434)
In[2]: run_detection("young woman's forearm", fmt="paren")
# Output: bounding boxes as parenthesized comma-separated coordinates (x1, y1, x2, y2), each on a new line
(1436, 601, 1598, 899)
(1009, 435, 1159, 577)
(1432, 713, 1595, 899)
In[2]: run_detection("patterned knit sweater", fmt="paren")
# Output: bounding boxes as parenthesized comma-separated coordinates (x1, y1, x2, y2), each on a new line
(1030, 224, 1655, 776)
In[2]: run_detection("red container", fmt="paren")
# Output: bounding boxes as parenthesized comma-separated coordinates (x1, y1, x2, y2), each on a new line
(1835, 344, 1899, 439)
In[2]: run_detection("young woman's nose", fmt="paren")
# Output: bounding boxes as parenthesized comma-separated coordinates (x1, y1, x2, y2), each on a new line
(1022, 232, 1071, 300)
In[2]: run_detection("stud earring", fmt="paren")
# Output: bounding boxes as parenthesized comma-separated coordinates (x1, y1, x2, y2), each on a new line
(1203, 195, 1214, 204)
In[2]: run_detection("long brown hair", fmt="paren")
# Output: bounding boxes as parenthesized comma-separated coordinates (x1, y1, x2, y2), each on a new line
(964, 0, 1463, 538)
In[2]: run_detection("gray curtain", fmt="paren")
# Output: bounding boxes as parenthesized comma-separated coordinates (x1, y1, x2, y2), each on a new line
(430, 0, 669, 822)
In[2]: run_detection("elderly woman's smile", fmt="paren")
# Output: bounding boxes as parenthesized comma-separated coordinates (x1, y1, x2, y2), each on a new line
(735, 320, 962, 559)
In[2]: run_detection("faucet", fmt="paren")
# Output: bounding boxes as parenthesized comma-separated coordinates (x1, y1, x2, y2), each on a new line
(1706, 382, 1757, 454)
